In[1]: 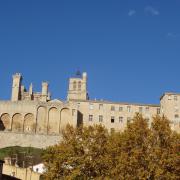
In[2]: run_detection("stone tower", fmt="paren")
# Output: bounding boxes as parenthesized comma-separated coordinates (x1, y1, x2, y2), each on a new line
(67, 72, 89, 101)
(41, 81, 49, 102)
(11, 73, 22, 101)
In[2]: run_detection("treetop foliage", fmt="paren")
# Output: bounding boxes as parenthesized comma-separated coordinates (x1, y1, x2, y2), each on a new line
(43, 114, 180, 180)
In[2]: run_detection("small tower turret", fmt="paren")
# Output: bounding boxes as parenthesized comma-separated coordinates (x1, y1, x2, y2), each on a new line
(41, 81, 49, 102)
(29, 83, 33, 95)
(11, 73, 22, 101)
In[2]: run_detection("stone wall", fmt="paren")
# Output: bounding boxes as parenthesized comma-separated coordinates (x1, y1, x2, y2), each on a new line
(0, 132, 62, 149)
(0, 100, 78, 135)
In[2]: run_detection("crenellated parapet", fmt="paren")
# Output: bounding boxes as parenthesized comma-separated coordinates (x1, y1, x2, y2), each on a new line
(11, 73, 51, 102)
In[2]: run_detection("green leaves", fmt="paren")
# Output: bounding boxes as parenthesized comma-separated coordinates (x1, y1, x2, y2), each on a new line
(43, 115, 180, 179)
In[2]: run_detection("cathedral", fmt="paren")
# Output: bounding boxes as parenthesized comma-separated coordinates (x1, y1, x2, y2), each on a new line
(0, 72, 179, 134)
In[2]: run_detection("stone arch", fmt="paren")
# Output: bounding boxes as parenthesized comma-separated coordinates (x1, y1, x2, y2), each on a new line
(12, 113, 23, 132)
(48, 107, 60, 134)
(0, 113, 11, 131)
(23, 113, 35, 133)
(60, 108, 71, 131)
(37, 106, 47, 134)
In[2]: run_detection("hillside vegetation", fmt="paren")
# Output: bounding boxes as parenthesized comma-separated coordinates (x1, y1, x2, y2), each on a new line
(0, 146, 44, 167)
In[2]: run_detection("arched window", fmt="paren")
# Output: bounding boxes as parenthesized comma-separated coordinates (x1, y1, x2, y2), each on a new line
(73, 81, 77, 90)
(78, 81, 81, 91)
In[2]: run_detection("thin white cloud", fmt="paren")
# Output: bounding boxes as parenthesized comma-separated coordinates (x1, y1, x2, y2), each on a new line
(167, 32, 180, 38)
(145, 6, 159, 16)
(128, 10, 136, 17)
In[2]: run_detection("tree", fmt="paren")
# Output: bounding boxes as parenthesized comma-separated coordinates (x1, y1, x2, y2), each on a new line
(108, 113, 151, 179)
(43, 125, 110, 179)
(43, 114, 180, 180)
(147, 115, 180, 179)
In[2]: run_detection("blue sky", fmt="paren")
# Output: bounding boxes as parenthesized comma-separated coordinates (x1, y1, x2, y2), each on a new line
(0, 0, 180, 104)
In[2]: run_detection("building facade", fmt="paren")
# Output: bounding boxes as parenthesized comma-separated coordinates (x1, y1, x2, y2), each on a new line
(0, 72, 179, 134)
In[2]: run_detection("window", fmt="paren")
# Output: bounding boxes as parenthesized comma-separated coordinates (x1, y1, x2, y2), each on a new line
(73, 81, 76, 90)
(99, 104, 103, 110)
(78, 81, 81, 91)
(111, 106, 115, 111)
(168, 95, 172, 100)
(89, 115, 93, 121)
(77, 102, 80, 109)
(174, 96, 178, 101)
(99, 115, 103, 122)
(157, 108, 160, 114)
(119, 107, 123, 112)
(175, 114, 179, 119)
(119, 117, 123, 123)
(127, 106, 131, 112)
(111, 116, 115, 123)
(127, 117, 131, 123)
(139, 107, 143, 113)
(145, 107, 149, 112)
(89, 104, 94, 110)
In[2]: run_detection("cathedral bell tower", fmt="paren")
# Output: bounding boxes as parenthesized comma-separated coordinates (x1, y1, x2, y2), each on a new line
(67, 71, 89, 101)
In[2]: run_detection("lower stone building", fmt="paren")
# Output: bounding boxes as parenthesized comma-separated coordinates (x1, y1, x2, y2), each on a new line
(0, 160, 21, 180)
(0, 72, 179, 135)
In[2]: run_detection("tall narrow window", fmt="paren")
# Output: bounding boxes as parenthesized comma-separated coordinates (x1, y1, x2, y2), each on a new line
(174, 96, 178, 101)
(99, 104, 103, 110)
(89, 115, 93, 121)
(111, 116, 115, 123)
(157, 108, 160, 114)
(73, 81, 76, 90)
(119, 117, 123, 123)
(139, 107, 143, 113)
(127, 106, 131, 112)
(99, 115, 103, 122)
(111, 106, 115, 111)
(119, 107, 123, 112)
(78, 81, 81, 91)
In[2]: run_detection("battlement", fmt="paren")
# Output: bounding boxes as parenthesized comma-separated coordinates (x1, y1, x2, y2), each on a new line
(11, 73, 51, 102)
